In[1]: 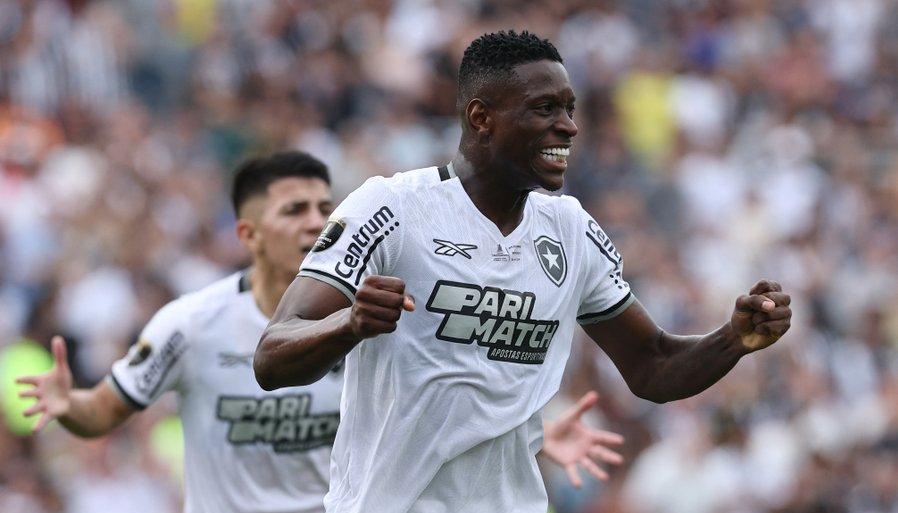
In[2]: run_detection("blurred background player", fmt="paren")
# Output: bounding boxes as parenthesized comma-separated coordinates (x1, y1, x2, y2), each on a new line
(16, 151, 343, 513)
(2, 1, 897, 512)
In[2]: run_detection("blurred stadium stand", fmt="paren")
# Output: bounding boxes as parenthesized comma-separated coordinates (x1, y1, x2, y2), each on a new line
(0, 1, 896, 512)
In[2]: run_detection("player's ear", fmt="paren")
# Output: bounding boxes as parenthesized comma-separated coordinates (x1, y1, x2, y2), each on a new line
(236, 218, 261, 253)
(466, 98, 492, 145)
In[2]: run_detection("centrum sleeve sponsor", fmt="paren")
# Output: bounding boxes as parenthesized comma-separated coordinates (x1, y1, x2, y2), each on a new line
(134, 331, 187, 398)
(334, 205, 398, 286)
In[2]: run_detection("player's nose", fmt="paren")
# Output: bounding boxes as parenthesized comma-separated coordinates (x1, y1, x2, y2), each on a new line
(306, 209, 327, 234)
(556, 111, 578, 138)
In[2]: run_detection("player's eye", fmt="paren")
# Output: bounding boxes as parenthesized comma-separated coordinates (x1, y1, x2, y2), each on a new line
(283, 202, 308, 216)
(566, 104, 575, 117)
(535, 103, 553, 115)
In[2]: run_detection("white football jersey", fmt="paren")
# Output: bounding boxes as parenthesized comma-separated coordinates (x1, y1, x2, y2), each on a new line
(109, 272, 344, 513)
(299, 164, 632, 513)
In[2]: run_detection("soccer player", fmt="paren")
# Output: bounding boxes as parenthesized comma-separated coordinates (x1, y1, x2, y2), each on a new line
(17, 152, 341, 512)
(254, 31, 793, 513)
(17, 151, 625, 512)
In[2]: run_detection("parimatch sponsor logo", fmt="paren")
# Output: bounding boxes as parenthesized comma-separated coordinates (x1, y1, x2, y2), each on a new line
(426, 280, 559, 364)
(216, 394, 339, 453)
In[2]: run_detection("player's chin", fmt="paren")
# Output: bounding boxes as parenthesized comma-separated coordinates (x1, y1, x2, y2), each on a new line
(531, 158, 566, 191)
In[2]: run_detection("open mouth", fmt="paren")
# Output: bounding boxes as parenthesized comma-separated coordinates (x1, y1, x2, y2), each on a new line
(539, 146, 570, 166)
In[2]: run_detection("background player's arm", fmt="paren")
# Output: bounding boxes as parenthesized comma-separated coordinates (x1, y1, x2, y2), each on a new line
(254, 275, 414, 390)
(540, 391, 624, 487)
(17, 337, 136, 437)
(583, 280, 791, 404)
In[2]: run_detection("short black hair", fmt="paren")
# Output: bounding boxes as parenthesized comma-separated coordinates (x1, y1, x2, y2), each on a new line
(457, 30, 563, 111)
(231, 151, 330, 216)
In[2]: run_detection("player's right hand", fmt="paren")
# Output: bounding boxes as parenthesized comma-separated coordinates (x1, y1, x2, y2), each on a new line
(15, 336, 74, 433)
(350, 275, 414, 340)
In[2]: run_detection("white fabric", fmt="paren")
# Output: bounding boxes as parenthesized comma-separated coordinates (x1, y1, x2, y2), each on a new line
(110, 272, 343, 513)
(300, 166, 631, 513)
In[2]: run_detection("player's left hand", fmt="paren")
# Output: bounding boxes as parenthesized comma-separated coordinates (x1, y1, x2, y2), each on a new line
(541, 391, 624, 488)
(731, 279, 792, 352)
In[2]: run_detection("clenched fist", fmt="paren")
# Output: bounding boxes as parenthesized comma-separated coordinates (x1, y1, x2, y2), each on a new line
(732, 279, 792, 352)
(350, 275, 415, 340)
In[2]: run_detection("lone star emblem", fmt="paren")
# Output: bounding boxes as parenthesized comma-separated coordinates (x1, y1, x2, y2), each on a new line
(540, 248, 560, 269)
(533, 235, 567, 286)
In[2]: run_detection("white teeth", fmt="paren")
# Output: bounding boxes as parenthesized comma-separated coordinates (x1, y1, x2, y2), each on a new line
(541, 154, 567, 164)
(540, 147, 570, 157)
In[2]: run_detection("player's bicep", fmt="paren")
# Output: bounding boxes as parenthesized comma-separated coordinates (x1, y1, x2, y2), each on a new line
(272, 276, 352, 324)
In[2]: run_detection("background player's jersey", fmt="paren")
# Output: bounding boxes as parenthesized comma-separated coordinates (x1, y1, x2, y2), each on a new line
(300, 165, 632, 513)
(108, 272, 343, 513)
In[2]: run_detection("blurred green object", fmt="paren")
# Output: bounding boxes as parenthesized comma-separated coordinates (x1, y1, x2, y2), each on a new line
(0, 338, 53, 435)
(150, 415, 185, 484)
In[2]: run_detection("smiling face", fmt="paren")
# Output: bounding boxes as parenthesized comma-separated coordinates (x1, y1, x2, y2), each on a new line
(487, 60, 578, 191)
(237, 177, 333, 276)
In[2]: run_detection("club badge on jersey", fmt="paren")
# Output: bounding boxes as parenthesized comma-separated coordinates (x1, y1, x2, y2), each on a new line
(534, 235, 567, 286)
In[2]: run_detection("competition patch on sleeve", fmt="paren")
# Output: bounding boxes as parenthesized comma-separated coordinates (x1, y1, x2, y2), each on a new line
(127, 339, 153, 366)
(134, 331, 186, 397)
(312, 218, 346, 252)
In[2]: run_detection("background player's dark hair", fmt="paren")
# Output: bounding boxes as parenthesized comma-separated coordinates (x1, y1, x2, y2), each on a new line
(457, 30, 563, 112)
(231, 151, 330, 216)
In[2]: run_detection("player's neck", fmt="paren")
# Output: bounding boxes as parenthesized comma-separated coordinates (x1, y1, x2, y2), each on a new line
(451, 155, 531, 237)
(248, 264, 292, 319)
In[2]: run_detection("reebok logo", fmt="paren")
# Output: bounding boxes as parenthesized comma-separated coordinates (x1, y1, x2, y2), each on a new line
(433, 239, 477, 259)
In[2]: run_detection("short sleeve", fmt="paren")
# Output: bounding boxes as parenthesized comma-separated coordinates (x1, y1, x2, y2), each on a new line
(299, 176, 403, 302)
(107, 300, 189, 409)
(576, 208, 634, 325)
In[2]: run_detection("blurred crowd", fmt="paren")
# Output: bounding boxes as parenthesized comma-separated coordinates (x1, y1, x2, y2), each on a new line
(1, 0, 896, 512)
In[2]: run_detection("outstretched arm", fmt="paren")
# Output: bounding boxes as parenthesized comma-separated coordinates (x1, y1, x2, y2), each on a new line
(254, 275, 414, 390)
(584, 280, 791, 404)
(16, 336, 135, 437)
(541, 391, 624, 487)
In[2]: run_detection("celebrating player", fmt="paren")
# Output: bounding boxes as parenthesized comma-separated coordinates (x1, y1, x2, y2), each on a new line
(17, 150, 626, 512)
(255, 30, 792, 513)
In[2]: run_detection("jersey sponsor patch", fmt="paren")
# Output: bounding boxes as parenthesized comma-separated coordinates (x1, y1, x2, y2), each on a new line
(585, 220, 625, 290)
(216, 394, 339, 452)
(134, 331, 186, 397)
(312, 218, 346, 252)
(534, 235, 567, 286)
(426, 280, 559, 364)
(333, 205, 398, 285)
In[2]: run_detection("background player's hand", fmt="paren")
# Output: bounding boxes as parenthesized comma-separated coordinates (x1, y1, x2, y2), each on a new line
(15, 336, 74, 433)
(731, 279, 792, 352)
(350, 275, 415, 340)
(542, 391, 625, 488)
